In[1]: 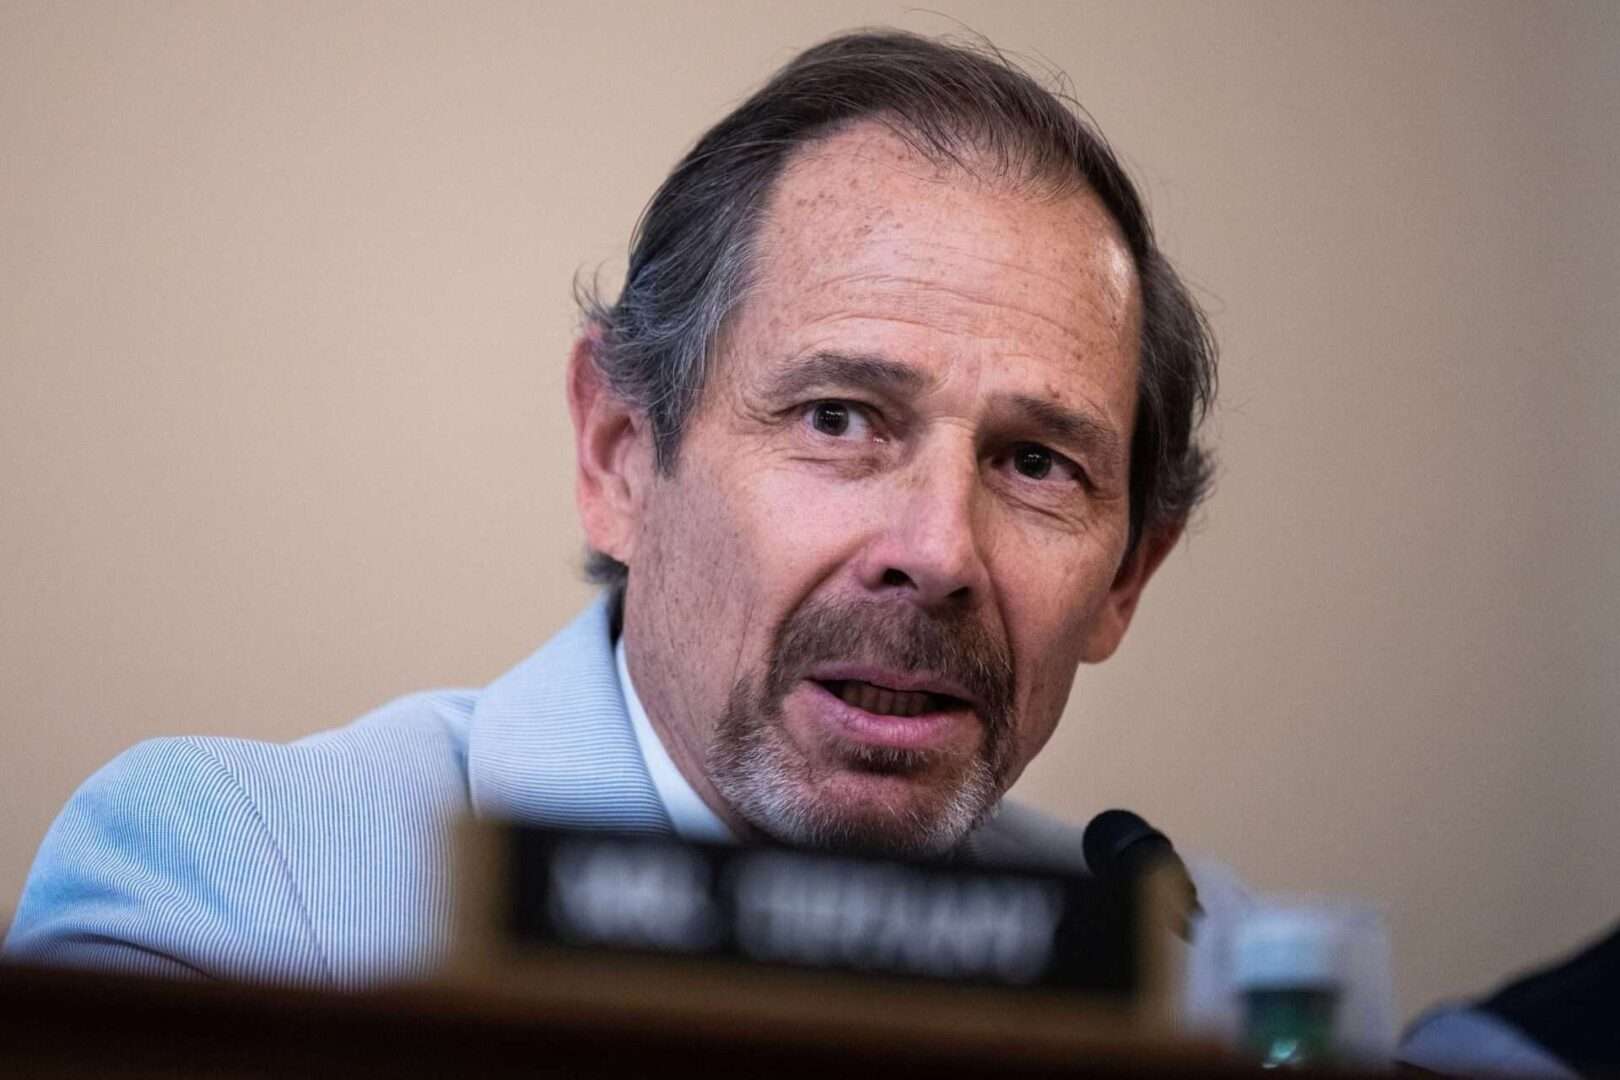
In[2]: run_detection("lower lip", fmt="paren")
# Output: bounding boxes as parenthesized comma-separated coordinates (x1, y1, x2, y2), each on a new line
(794, 680, 975, 752)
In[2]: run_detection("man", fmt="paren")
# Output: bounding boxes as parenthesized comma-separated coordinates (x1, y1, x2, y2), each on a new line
(6, 30, 1220, 987)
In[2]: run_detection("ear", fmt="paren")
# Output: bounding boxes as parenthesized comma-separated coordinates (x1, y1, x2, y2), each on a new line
(1079, 519, 1185, 663)
(568, 332, 652, 569)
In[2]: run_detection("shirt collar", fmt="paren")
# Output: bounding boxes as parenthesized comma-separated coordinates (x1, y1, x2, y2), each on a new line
(615, 635, 736, 845)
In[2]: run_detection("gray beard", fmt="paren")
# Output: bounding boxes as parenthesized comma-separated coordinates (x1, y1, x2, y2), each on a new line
(707, 594, 1016, 858)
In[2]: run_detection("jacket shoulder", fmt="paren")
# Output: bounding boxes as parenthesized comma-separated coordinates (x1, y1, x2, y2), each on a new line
(6, 735, 330, 981)
(5, 690, 477, 985)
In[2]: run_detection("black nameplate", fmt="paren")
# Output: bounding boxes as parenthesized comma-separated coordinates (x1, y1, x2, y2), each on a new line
(501, 827, 1143, 996)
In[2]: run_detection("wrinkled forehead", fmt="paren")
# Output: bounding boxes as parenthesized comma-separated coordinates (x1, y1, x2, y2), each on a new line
(723, 122, 1142, 397)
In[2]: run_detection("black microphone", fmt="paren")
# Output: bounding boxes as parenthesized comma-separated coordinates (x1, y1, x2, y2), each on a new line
(1083, 809, 1202, 941)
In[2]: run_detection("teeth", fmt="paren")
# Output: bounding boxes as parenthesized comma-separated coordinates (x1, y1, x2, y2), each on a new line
(835, 680, 935, 717)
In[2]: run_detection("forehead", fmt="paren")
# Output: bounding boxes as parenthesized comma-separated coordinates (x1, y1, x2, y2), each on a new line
(728, 123, 1141, 401)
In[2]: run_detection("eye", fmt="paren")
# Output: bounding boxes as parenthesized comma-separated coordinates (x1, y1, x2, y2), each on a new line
(811, 400, 850, 436)
(1002, 442, 1087, 489)
(1012, 443, 1053, 480)
(805, 400, 872, 439)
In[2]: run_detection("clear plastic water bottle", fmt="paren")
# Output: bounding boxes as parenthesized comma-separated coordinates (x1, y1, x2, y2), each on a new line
(1233, 908, 1346, 1068)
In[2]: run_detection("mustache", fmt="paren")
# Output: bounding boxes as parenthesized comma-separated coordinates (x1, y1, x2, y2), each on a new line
(765, 595, 1015, 726)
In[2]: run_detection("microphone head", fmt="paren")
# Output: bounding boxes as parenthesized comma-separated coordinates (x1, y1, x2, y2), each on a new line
(1083, 808, 1202, 942)
(1082, 808, 1171, 878)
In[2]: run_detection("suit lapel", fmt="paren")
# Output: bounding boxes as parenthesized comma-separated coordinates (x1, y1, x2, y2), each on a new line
(466, 594, 672, 835)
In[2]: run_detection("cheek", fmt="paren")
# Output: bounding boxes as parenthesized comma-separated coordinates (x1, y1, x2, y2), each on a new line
(992, 534, 1120, 744)
(730, 460, 884, 592)
(1011, 631, 1080, 751)
(660, 478, 754, 588)
(633, 470, 755, 671)
(636, 458, 840, 660)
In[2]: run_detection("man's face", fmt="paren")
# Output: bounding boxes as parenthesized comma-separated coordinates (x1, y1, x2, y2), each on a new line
(606, 124, 1152, 856)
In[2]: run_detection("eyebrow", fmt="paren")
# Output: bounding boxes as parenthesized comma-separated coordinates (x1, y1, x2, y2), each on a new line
(1002, 393, 1124, 468)
(760, 351, 930, 401)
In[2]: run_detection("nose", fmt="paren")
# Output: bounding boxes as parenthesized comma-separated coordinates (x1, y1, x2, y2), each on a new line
(856, 449, 990, 611)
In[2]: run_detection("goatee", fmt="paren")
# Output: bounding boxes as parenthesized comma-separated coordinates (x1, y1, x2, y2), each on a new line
(708, 594, 1016, 857)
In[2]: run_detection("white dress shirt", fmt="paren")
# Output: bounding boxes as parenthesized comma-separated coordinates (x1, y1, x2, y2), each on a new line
(615, 636, 736, 845)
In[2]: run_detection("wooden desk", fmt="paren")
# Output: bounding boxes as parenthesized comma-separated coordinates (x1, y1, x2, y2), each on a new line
(0, 962, 1304, 1077)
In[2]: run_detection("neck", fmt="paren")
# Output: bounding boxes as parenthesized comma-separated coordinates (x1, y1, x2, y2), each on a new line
(618, 632, 761, 843)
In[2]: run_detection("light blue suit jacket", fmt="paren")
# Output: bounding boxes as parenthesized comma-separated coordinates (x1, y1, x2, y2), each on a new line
(5, 597, 1103, 987)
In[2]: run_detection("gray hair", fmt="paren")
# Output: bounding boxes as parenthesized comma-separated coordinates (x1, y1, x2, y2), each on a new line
(578, 29, 1217, 591)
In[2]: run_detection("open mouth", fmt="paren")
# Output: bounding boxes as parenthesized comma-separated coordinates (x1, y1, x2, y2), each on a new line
(814, 679, 969, 718)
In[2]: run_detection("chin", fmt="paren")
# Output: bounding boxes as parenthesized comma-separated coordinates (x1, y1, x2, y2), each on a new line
(706, 603, 1016, 857)
(719, 749, 1001, 859)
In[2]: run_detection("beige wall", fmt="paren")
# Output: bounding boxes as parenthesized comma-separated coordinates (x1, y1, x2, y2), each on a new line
(3, 1, 1616, 1020)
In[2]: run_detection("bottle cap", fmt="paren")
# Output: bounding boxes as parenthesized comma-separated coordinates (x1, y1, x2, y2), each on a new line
(1233, 907, 1346, 990)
